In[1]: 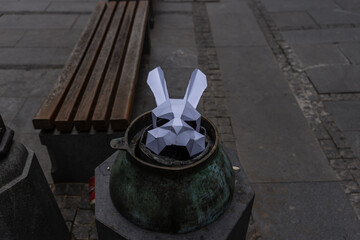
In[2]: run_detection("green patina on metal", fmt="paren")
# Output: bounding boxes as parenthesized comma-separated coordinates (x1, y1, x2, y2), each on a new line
(109, 112, 235, 234)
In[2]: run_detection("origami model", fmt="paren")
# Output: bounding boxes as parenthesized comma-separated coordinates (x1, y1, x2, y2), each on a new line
(145, 67, 207, 157)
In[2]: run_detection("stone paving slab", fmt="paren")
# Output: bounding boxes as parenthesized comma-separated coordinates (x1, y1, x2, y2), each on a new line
(0, 30, 25, 47)
(9, 97, 44, 134)
(216, 46, 295, 97)
(154, 2, 192, 12)
(52, 183, 95, 239)
(154, 13, 194, 29)
(212, 26, 337, 182)
(148, 46, 198, 69)
(291, 44, 348, 67)
(0, 47, 71, 66)
(0, 69, 60, 97)
(252, 182, 360, 240)
(308, 8, 360, 25)
(0, 97, 26, 124)
(339, 43, 360, 64)
(324, 101, 360, 131)
(335, 0, 360, 12)
(72, 14, 91, 29)
(0, 14, 78, 29)
(282, 28, 360, 44)
(46, 2, 96, 12)
(344, 131, 360, 159)
(271, 11, 318, 29)
(207, 0, 267, 47)
(151, 28, 197, 47)
(208, 16, 267, 47)
(73, 224, 93, 240)
(17, 30, 82, 48)
(226, 95, 336, 183)
(261, 0, 338, 12)
(252, 0, 360, 224)
(0, 1, 50, 12)
(306, 65, 360, 93)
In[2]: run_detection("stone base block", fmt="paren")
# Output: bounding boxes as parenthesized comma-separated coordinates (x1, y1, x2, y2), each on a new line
(0, 143, 70, 240)
(40, 128, 124, 183)
(95, 148, 254, 240)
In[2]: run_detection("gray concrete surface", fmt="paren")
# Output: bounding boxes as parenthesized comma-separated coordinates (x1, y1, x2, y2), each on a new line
(206, 0, 360, 239)
(1, 0, 360, 239)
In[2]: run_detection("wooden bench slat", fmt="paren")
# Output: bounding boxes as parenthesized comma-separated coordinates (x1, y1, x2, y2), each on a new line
(74, 2, 127, 132)
(91, 1, 137, 131)
(111, 0, 149, 130)
(54, 3, 116, 132)
(32, 2, 106, 130)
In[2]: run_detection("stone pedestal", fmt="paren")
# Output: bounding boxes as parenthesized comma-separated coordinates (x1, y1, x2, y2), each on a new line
(39, 128, 123, 183)
(95, 148, 254, 240)
(0, 140, 70, 239)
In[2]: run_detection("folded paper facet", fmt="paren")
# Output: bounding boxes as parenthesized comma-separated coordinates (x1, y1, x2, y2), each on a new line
(145, 67, 207, 157)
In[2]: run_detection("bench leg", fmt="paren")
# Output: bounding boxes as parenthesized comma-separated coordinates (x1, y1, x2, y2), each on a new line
(39, 130, 124, 183)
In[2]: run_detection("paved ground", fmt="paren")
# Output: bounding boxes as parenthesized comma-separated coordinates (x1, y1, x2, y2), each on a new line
(1, 0, 360, 239)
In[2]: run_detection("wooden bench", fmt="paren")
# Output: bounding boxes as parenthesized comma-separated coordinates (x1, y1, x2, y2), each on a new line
(32, 0, 150, 182)
(33, 0, 149, 132)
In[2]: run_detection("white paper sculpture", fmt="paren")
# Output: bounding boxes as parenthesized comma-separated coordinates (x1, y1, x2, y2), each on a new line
(145, 67, 207, 157)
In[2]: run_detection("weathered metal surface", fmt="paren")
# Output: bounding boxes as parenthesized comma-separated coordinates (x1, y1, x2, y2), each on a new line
(95, 147, 254, 240)
(109, 111, 235, 233)
(110, 111, 219, 171)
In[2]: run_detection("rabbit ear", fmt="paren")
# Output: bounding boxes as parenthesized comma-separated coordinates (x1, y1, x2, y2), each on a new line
(184, 69, 207, 108)
(147, 67, 170, 106)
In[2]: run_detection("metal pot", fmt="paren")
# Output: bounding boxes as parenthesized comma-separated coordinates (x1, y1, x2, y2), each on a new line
(109, 111, 235, 233)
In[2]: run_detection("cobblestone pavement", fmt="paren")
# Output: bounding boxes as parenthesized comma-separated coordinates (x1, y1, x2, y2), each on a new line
(192, 2, 236, 150)
(1, 0, 360, 239)
(191, 3, 262, 239)
(248, 0, 360, 220)
(243, 0, 360, 238)
(205, 0, 360, 239)
(51, 183, 97, 240)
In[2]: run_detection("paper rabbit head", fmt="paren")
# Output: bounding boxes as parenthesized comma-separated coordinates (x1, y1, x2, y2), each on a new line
(145, 67, 207, 157)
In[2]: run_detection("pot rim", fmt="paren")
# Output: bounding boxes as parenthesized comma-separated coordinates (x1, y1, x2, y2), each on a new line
(112, 111, 219, 171)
